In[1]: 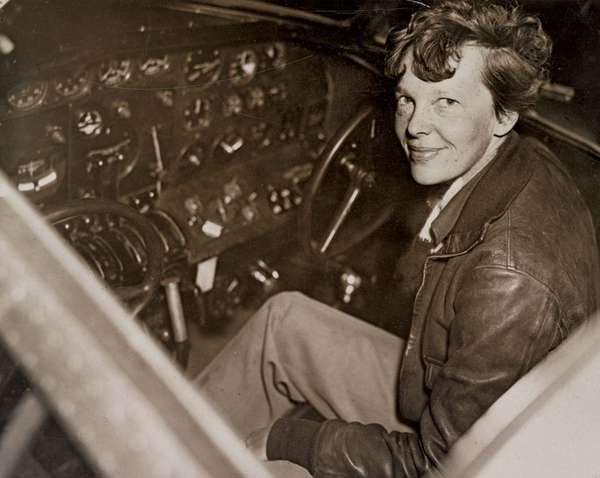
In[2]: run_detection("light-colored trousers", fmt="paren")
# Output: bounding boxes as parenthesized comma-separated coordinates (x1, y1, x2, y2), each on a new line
(194, 292, 410, 476)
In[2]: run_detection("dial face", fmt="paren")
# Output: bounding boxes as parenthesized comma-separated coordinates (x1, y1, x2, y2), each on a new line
(229, 50, 258, 85)
(13, 150, 65, 196)
(16, 158, 55, 186)
(76, 110, 103, 137)
(54, 69, 91, 98)
(264, 42, 286, 70)
(183, 97, 212, 130)
(98, 59, 133, 87)
(86, 136, 137, 179)
(139, 55, 171, 77)
(7, 80, 48, 112)
(184, 49, 222, 87)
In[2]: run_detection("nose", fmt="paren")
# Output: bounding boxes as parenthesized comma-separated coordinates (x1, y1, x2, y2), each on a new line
(406, 104, 432, 137)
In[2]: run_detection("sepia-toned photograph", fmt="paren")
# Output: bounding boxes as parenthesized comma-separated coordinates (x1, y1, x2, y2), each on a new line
(0, 0, 599, 476)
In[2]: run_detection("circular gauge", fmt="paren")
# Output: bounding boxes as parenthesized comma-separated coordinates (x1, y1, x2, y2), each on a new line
(13, 148, 66, 198)
(76, 109, 103, 137)
(139, 54, 171, 77)
(82, 127, 140, 183)
(7, 80, 48, 112)
(54, 69, 91, 98)
(222, 94, 243, 117)
(229, 50, 258, 85)
(98, 59, 133, 87)
(183, 97, 212, 130)
(264, 42, 286, 70)
(184, 49, 222, 87)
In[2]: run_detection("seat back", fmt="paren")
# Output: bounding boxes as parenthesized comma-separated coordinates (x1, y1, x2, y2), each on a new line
(519, 118, 600, 256)
(433, 315, 600, 478)
(554, 142, 600, 248)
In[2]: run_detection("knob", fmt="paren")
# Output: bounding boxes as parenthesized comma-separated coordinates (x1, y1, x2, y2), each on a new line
(47, 126, 66, 144)
(184, 195, 203, 216)
(241, 203, 258, 222)
(115, 101, 132, 119)
(249, 259, 280, 293)
(340, 269, 362, 304)
(223, 177, 243, 203)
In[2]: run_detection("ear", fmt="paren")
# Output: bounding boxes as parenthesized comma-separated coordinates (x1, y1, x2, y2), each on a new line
(493, 109, 519, 137)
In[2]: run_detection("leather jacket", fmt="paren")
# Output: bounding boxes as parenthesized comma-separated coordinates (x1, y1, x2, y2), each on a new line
(267, 132, 600, 477)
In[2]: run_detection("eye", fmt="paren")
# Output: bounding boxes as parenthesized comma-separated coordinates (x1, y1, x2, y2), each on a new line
(396, 95, 413, 110)
(438, 97, 458, 108)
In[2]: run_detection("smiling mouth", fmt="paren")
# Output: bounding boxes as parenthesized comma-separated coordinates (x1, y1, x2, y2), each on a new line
(407, 146, 445, 162)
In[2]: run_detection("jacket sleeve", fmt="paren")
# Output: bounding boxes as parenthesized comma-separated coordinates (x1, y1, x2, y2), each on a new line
(267, 266, 563, 478)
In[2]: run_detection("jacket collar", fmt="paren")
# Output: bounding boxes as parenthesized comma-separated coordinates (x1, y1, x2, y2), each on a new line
(431, 131, 537, 256)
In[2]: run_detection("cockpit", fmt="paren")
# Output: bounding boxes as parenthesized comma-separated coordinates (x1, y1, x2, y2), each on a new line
(1, 1, 599, 476)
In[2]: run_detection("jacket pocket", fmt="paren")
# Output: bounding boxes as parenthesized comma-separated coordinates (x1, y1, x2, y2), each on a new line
(423, 355, 445, 390)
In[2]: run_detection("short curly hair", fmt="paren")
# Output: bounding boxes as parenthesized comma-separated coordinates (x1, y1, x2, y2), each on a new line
(385, 0, 552, 116)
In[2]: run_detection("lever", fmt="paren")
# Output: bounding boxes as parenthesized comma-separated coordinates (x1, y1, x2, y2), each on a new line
(162, 277, 190, 369)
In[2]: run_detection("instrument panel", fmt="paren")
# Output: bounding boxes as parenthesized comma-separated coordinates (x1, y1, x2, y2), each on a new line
(3, 42, 296, 115)
(0, 41, 331, 261)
